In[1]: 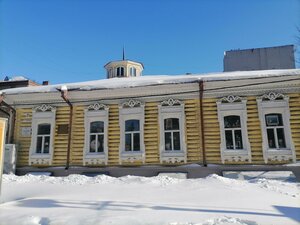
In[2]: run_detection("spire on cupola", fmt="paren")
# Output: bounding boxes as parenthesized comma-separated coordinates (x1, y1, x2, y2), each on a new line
(122, 46, 125, 61)
(104, 49, 144, 79)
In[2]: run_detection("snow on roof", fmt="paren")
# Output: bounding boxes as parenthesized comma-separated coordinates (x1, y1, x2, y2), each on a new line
(2, 69, 300, 95)
(1, 76, 28, 82)
(9, 76, 28, 81)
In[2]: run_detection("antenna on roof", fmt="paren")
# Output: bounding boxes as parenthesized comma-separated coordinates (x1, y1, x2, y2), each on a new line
(122, 46, 125, 60)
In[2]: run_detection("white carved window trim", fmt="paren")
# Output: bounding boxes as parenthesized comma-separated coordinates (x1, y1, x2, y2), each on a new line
(217, 96, 251, 163)
(158, 98, 186, 164)
(119, 99, 145, 164)
(83, 103, 109, 165)
(257, 92, 296, 163)
(29, 104, 56, 165)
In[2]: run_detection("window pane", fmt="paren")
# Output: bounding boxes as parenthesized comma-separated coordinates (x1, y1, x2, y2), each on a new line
(98, 134, 104, 152)
(173, 132, 181, 150)
(277, 128, 286, 149)
(38, 124, 51, 135)
(89, 135, 96, 152)
(43, 136, 50, 153)
(267, 129, 276, 148)
(125, 120, 139, 131)
(164, 132, 172, 151)
(130, 67, 136, 76)
(133, 68, 136, 76)
(225, 130, 234, 149)
(36, 136, 43, 153)
(164, 118, 179, 130)
(234, 130, 243, 149)
(117, 67, 124, 77)
(125, 133, 132, 151)
(224, 116, 241, 128)
(133, 133, 140, 151)
(90, 121, 104, 133)
(265, 114, 283, 127)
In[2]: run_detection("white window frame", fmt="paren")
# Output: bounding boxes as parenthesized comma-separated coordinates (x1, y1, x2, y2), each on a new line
(124, 119, 140, 151)
(163, 118, 181, 151)
(158, 98, 186, 164)
(30, 104, 56, 165)
(119, 99, 145, 164)
(217, 96, 251, 163)
(257, 92, 296, 163)
(35, 124, 51, 154)
(84, 103, 109, 165)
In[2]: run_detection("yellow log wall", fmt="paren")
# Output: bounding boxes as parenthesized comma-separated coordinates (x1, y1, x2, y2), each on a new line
(70, 105, 84, 165)
(14, 106, 71, 167)
(107, 104, 120, 165)
(14, 108, 31, 166)
(52, 106, 70, 166)
(185, 99, 202, 163)
(202, 94, 300, 164)
(14, 93, 299, 167)
(246, 96, 264, 163)
(202, 98, 221, 163)
(69, 100, 202, 166)
(144, 102, 159, 164)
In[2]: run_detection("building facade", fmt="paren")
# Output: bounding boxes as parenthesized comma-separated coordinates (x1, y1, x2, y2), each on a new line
(224, 45, 296, 72)
(0, 76, 41, 143)
(1, 60, 300, 176)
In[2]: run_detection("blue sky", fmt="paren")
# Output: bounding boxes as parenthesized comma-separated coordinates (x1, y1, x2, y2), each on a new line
(1, 0, 299, 84)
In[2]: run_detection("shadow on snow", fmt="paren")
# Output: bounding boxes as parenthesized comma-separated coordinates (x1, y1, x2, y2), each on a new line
(7, 198, 299, 222)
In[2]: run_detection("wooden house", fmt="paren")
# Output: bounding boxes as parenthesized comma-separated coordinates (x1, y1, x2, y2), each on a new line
(1, 60, 299, 176)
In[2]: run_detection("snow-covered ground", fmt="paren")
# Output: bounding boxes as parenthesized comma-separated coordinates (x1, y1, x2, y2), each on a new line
(0, 174, 299, 225)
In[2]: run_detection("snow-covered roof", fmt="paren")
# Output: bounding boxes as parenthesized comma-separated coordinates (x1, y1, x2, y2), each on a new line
(2, 69, 300, 95)
(1, 76, 28, 82)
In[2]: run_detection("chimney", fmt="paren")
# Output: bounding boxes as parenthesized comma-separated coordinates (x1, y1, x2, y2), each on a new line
(42, 81, 49, 85)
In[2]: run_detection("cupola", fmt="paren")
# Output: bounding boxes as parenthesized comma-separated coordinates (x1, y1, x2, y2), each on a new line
(104, 52, 144, 79)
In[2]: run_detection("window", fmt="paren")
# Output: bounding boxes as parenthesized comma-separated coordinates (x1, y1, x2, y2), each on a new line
(119, 99, 145, 163)
(265, 114, 286, 149)
(84, 103, 109, 165)
(216, 96, 251, 163)
(30, 104, 56, 165)
(107, 68, 113, 78)
(89, 121, 104, 153)
(36, 123, 51, 154)
(158, 98, 186, 163)
(224, 116, 243, 150)
(257, 92, 295, 163)
(164, 118, 181, 151)
(130, 67, 137, 77)
(116, 67, 124, 77)
(125, 120, 140, 151)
